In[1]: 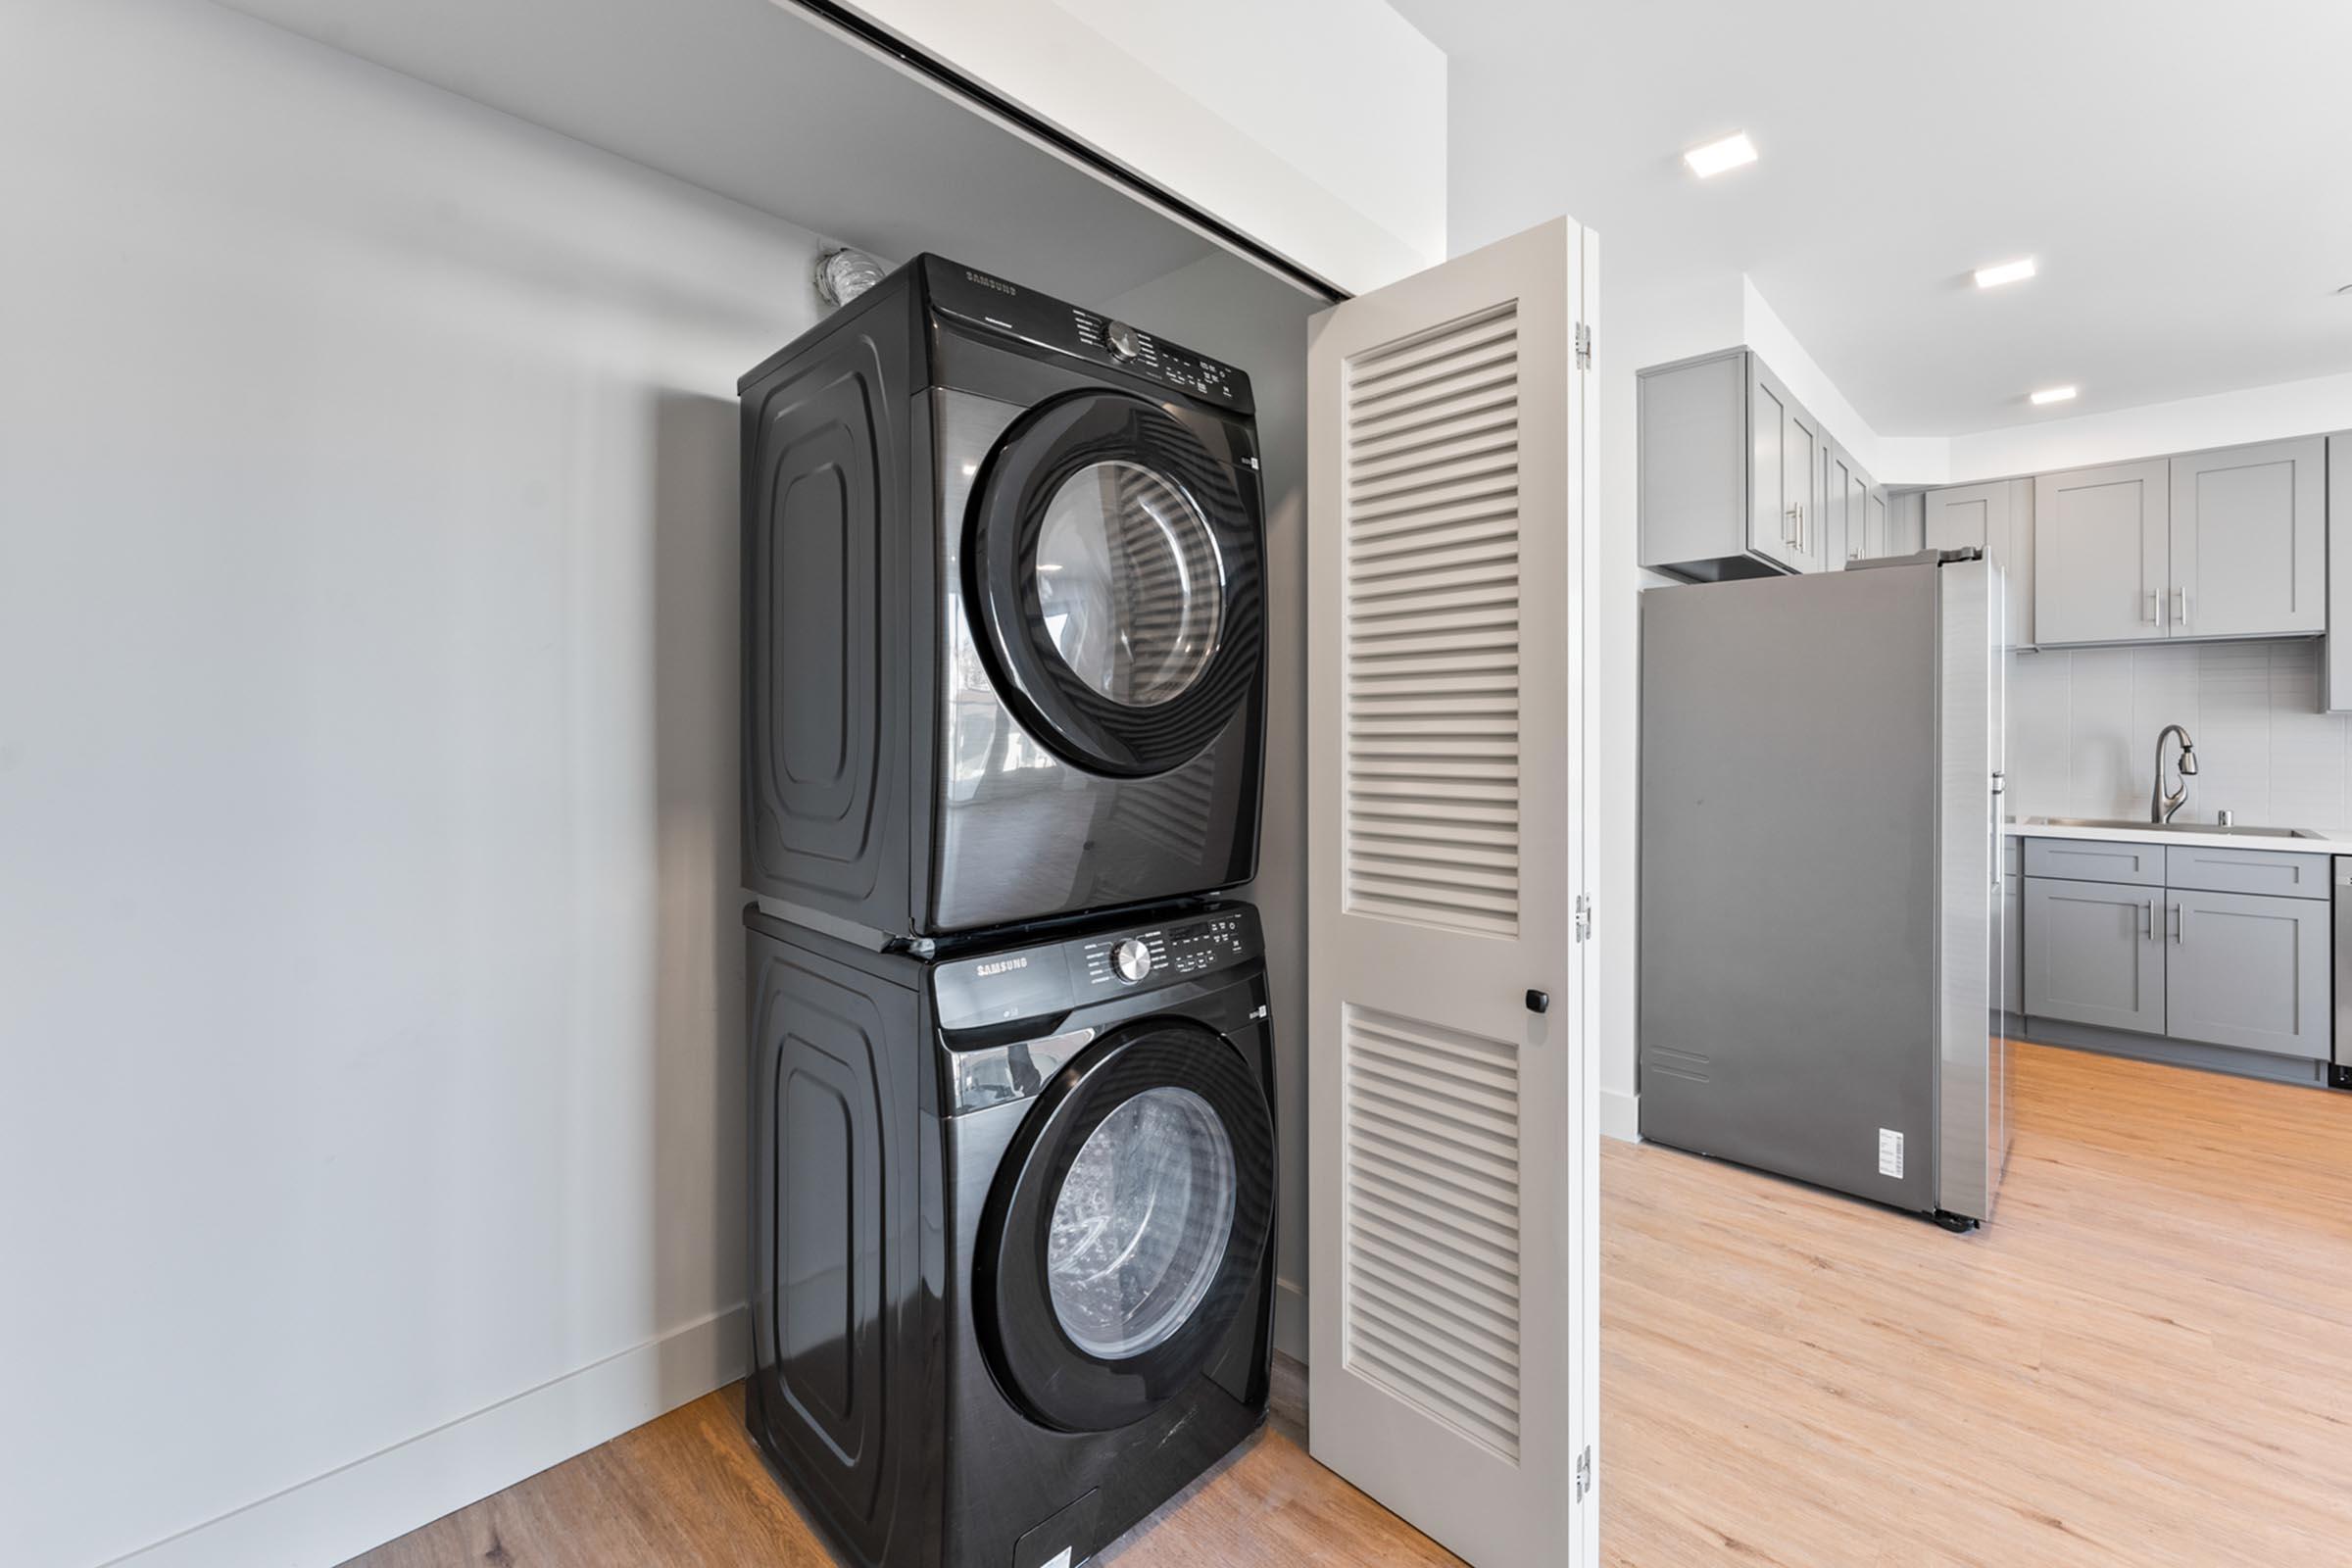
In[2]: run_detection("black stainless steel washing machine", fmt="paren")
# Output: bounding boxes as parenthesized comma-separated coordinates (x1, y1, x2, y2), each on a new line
(740, 255, 1267, 941)
(743, 900, 1277, 1568)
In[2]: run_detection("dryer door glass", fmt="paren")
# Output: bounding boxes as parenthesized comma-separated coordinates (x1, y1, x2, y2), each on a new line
(1046, 1086, 1237, 1358)
(1034, 462, 1224, 709)
(966, 390, 1263, 778)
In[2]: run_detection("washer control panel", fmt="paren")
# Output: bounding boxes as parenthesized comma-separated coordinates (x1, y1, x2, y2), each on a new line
(924, 255, 1253, 415)
(1083, 928, 1167, 988)
(935, 904, 1263, 1031)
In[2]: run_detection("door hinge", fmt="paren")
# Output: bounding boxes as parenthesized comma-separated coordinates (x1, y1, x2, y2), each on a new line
(1574, 321, 1592, 370)
(1574, 892, 1593, 943)
(1574, 1446, 1595, 1501)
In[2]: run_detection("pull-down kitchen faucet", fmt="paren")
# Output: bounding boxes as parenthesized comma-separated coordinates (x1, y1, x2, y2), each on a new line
(2152, 724, 2198, 823)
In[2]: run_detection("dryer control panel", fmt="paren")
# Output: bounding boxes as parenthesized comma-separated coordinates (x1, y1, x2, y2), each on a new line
(934, 903, 1263, 1031)
(923, 254, 1254, 416)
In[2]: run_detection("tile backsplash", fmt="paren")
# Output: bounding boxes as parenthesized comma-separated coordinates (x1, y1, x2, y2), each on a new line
(2006, 639, 2350, 831)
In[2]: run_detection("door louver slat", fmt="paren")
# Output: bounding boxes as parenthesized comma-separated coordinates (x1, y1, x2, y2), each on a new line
(1342, 304, 1522, 938)
(1342, 1004, 1523, 1461)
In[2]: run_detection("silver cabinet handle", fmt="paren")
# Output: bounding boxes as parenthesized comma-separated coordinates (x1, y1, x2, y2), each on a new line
(2172, 586, 2190, 628)
(2140, 900, 2153, 938)
(2143, 590, 2160, 625)
(2170, 902, 2182, 944)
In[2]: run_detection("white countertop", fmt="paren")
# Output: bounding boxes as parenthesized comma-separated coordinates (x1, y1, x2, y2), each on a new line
(2007, 818, 2352, 855)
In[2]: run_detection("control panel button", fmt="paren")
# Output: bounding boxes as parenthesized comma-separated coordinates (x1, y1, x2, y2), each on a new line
(1105, 320, 1141, 361)
(1112, 936, 1153, 982)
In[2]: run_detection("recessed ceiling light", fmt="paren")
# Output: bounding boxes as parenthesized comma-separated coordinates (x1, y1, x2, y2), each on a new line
(1975, 258, 2037, 289)
(1683, 132, 1757, 178)
(2030, 385, 2079, 407)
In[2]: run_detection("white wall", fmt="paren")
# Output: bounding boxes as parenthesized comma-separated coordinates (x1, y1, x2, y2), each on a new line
(1099, 253, 1318, 1360)
(0, 3, 840, 1562)
(842, 0, 1446, 294)
(1945, 368, 2352, 484)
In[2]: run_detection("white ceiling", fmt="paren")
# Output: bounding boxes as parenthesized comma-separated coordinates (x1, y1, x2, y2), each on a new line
(1392, 0, 2352, 437)
(212, 0, 1218, 309)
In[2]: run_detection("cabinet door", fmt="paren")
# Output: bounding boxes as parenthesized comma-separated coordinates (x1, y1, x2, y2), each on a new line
(1923, 479, 2006, 555)
(1866, 488, 1888, 560)
(1787, 405, 1823, 573)
(1850, 469, 1873, 564)
(2034, 460, 2168, 645)
(2002, 477, 2034, 647)
(2023, 877, 2164, 1033)
(1926, 480, 2032, 645)
(2329, 433, 2352, 711)
(2165, 889, 2330, 1057)
(2168, 437, 2326, 640)
(1745, 361, 1804, 572)
(1823, 446, 1854, 570)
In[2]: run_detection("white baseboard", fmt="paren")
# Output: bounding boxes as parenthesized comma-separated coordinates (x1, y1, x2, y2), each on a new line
(1600, 1086, 1641, 1144)
(106, 1305, 751, 1568)
(1273, 1275, 1308, 1364)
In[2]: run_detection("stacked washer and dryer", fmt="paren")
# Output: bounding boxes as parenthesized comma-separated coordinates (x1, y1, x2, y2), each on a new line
(737, 255, 1275, 1568)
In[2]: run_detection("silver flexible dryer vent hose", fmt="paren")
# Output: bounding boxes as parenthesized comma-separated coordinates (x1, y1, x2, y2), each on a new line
(813, 247, 886, 307)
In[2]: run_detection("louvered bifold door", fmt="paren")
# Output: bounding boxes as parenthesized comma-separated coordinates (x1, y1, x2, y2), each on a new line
(1307, 218, 1598, 1568)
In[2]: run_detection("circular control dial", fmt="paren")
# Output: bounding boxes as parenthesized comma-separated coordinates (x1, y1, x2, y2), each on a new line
(1105, 320, 1142, 361)
(1112, 937, 1154, 983)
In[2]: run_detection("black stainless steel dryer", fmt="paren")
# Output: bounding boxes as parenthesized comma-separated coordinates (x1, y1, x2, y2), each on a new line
(740, 255, 1266, 940)
(743, 900, 1277, 1568)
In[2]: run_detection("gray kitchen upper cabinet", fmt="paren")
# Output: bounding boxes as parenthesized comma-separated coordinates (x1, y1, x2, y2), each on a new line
(2330, 433, 2352, 711)
(2034, 460, 2169, 646)
(1866, 487, 1888, 561)
(1638, 348, 1832, 579)
(2164, 888, 2330, 1058)
(2023, 877, 2165, 1034)
(1923, 478, 2034, 645)
(2168, 437, 2326, 641)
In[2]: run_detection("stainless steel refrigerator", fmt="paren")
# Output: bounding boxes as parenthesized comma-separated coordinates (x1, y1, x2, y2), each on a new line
(1639, 551, 2011, 1228)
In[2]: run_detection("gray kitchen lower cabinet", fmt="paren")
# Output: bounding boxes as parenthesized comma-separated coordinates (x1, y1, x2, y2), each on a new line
(2164, 888, 2331, 1058)
(2024, 877, 2164, 1034)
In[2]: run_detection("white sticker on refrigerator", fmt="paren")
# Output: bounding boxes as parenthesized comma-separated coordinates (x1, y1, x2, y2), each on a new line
(1878, 1128, 1905, 1179)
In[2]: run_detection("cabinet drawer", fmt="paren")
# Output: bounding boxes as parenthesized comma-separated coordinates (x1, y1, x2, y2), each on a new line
(2023, 838, 2164, 887)
(2163, 845, 2329, 900)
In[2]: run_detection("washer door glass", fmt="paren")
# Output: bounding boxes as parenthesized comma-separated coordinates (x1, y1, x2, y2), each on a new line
(1034, 461, 1225, 709)
(1046, 1086, 1237, 1359)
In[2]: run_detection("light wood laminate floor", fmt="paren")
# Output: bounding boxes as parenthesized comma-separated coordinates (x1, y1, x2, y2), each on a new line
(349, 1043, 2352, 1566)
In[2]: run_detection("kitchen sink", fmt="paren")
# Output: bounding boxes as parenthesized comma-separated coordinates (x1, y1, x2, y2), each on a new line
(2021, 816, 2327, 840)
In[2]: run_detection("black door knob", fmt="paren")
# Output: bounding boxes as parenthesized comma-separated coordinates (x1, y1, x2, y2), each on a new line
(1525, 989, 1549, 1014)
